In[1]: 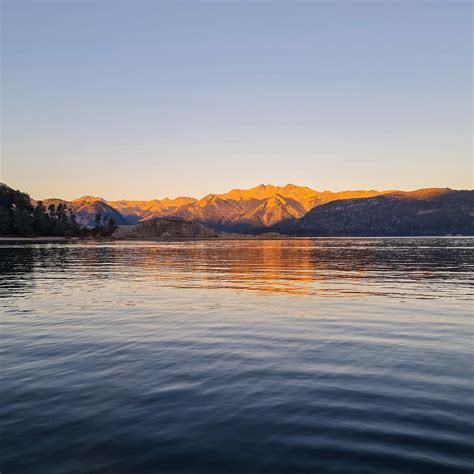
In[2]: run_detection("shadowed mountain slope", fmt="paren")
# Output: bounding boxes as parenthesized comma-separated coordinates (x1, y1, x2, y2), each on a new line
(265, 189, 474, 236)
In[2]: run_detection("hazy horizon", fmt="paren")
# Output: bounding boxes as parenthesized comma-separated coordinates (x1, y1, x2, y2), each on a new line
(1, 1, 472, 200)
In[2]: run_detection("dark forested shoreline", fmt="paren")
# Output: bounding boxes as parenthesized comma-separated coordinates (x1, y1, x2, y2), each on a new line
(0, 184, 117, 238)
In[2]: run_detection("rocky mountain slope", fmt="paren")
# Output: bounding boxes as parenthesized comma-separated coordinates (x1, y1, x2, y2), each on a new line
(107, 197, 196, 223)
(123, 184, 385, 231)
(265, 189, 474, 236)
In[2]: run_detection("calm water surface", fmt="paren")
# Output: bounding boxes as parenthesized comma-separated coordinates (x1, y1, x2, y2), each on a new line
(1, 238, 473, 473)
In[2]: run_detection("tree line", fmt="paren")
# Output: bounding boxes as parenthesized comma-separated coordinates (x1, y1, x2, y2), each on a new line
(0, 184, 117, 237)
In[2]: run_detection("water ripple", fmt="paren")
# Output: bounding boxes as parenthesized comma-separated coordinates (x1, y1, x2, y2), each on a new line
(0, 238, 472, 473)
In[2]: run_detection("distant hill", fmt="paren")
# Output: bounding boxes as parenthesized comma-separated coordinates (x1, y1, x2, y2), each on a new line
(113, 217, 220, 239)
(42, 196, 128, 227)
(265, 189, 474, 236)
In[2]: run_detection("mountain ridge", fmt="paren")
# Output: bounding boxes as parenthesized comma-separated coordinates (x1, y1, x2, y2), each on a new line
(102, 184, 390, 230)
(264, 189, 473, 236)
(36, 184, 471, 232)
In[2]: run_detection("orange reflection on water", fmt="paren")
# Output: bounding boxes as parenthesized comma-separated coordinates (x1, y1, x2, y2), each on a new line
(99, 238, 473, 299)
(0, 238, 472, 300)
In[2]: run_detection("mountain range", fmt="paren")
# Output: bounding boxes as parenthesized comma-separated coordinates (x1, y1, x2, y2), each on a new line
(37, 184, 473, 236)
(42, 184, 387, 229)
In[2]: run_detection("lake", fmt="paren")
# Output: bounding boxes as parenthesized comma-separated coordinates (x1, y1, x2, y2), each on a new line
(1, 238, 472, 473)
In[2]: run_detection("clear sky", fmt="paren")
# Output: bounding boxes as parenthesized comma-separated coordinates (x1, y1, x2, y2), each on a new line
(1, 0, 472, 200)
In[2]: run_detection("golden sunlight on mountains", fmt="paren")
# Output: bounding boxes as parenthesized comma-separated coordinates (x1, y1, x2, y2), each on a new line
(102, 184, 387, 230)
(40, 184, 467, 233)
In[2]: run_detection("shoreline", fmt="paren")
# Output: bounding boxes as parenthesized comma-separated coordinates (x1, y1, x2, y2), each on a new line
(0, 237, 79, 243)
(0, 235, 471, 244)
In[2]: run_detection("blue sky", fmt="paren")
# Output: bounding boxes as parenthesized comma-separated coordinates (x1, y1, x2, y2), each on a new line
(1, 0, 472, 200)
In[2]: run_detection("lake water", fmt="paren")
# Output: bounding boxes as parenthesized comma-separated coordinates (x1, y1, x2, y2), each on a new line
(1, 238, 472, 473)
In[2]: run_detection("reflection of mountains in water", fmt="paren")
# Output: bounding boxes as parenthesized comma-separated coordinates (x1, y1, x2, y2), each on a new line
(1, 239, 472, 299)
